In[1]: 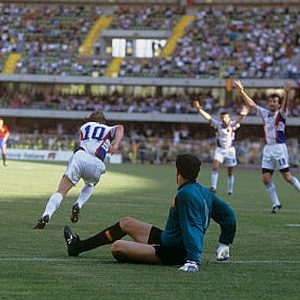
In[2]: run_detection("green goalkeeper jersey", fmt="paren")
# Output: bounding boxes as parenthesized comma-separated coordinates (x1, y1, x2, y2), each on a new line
(161, 181, 236, 264)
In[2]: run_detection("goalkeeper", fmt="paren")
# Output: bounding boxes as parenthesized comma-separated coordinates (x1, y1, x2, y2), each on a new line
(64, 154, 236, 272)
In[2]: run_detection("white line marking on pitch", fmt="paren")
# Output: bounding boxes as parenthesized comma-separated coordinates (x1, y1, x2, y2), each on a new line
(0, 192, 47, 195)
(287, 224, 300, 227)
(1, 258, 300, 264)
(0, 258, 100, 262)
(208, 260, 300, 264)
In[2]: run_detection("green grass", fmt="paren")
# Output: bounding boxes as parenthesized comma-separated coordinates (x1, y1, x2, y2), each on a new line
(0, 161, 300, 300)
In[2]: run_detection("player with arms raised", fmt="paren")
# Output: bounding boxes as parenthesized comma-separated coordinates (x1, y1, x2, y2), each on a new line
(0, 117, 9, 166)
(234, 80, 300, 213)
(34, 112, 124, 229)
(194, 101, 248, 195)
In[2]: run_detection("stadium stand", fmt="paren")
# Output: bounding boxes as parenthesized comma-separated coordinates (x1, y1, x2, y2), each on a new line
(2, 90, 300, 117)
(110, 6, 184, 30)
(118, 7, 300, 79)
(0, 3, 298, 79)
(0, 0, 299, 167)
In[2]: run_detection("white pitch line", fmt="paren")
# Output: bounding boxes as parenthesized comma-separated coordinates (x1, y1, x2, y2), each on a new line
(287, 224, 300, 227)
(1, 199, 297, 212)
(1, 192, 48, 195)
(208, 260, 300, 265)
(1, 258, 300, 264)
(0, 257, 100, 262)
(0, 199, 161, 208)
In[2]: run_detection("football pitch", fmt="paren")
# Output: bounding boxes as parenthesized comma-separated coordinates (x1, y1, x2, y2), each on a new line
(1, 161, 299, 300)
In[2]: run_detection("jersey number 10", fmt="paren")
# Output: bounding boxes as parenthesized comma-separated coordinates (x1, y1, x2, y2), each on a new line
(82, 125, 106, 142)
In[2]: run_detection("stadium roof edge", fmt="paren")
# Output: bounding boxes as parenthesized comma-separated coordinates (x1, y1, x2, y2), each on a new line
(0, 75, 297, 88)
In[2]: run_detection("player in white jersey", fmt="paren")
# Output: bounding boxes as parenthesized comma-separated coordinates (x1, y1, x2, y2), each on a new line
(234, 80, 300, 213)
(34, 112, 124, 229)
(194, 101, 248, 194)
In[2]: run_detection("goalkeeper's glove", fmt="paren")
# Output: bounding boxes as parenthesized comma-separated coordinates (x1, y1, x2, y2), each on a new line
(178, 261, 199, 272)
(216, 243, 230, 261)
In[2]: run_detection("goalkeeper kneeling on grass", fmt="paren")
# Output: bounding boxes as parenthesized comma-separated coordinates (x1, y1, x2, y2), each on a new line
(64, 154, 236, 272)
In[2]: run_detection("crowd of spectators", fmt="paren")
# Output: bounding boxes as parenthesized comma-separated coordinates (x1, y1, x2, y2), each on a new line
(118, 7, 300, 79)
(1, 4, 299, 79)
(110, 6, 184, 30)
(6, 122, 300, 167)
(2, 91, 204, 114)
(0, 3, 103, 75)
(2, 90, 300, 116)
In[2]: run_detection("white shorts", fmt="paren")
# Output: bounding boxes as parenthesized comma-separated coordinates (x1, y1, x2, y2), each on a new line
(262, 143, 289, 171)
(214, 146, 237, 167)
(64, 150, 106, 186)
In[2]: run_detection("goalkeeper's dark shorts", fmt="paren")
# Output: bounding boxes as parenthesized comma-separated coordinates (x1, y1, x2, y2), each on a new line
(148, 226, 186, 266)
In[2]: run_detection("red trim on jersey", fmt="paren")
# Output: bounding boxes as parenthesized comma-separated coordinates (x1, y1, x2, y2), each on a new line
(274, 111, 281, 143)
(0, 125, 9, 139)
(95, 130, 112, 157)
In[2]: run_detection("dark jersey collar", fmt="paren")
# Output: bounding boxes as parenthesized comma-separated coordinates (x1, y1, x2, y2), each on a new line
(178, 180, 196, 191)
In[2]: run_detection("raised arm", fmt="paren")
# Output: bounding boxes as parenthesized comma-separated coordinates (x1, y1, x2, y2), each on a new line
(234, 80, 258, 112)
(234, 105, 249, 126)
(109, 125, 124, 154)
(281, 81, 292, 114)
(194, 100, 212, 122)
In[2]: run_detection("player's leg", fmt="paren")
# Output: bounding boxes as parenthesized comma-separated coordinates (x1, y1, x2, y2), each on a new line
(280, 169, 300, 192)
(1, 142, 7, 166)
(227, 167, 234, 195)
(34, 153, 80, 229)
(111, 240, 161, 264)
(34, 176, 74, 229)
(226, 147, 237, 195)
(45, 175, 74, 216)
(215, 203, 236, 261)
(262, 170, 281, 213)
(64, 217, 153, 256)
(261, 146, 281, 213)
(70, 183, 95, 223)
(211, 159, 221, 193)
(71, 155, 106, 223)
(276, 145, 300, 193)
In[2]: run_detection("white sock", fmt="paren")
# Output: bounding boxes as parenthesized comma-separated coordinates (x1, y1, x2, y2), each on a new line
(43, 192, 63, 219)
(228, 175, 235, 194)
(266, 182, 281, 207)
(75, 184, 95, 209)
(211, 171, 219, 190)
(290, 176, 300, 192)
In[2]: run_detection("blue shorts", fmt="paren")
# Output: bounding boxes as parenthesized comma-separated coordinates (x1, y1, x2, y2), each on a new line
(0, 139, 5, 148)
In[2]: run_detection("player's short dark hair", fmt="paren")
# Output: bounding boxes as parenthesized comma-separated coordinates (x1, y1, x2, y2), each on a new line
(85, 111, 106, 124)
(269, 94, 281, 104)
(176, 154, 201, 181)
(220, 111, 229, 117)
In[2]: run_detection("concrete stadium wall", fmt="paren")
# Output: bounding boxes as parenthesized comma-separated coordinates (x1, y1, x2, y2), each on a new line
(0, 75, 296, 88)
(1, 109, 300, 126)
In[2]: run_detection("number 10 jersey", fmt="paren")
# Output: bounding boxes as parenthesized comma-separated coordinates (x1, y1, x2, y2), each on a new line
(79, 122, 116, 161)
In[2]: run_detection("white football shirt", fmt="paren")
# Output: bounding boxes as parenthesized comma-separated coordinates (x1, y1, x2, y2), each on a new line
(256, 106, 286, 145)
(79, 122, 116, 160)
(211, 119, 240, 148)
